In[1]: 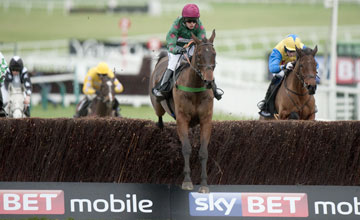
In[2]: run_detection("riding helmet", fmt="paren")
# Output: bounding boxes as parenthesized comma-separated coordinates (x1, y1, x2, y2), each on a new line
(9, 56, 24, 72)
(283, 34, 303, 52)
(182, 4, 200, 18)
(96, 62, 110, 75)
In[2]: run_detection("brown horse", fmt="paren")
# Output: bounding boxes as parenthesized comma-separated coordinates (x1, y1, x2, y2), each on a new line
(88, 75, 116, 117)
(149, 30, 216, 193)
(264, 46, 318, 120)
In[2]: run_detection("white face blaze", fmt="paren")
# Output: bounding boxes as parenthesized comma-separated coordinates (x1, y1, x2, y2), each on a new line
(106, 81, 113, 102)
(8, 86, 25, 118)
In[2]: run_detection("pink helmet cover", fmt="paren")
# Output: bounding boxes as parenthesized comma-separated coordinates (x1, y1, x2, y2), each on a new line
(182, 4, 200, 18)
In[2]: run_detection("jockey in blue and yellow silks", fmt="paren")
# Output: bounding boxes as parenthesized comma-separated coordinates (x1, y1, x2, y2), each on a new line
(269, 34, 304, 74)
(258, 34, 317, 117)
(74, 62, 124, 117)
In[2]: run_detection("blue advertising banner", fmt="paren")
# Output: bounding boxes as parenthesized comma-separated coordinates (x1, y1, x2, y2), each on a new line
(171, 185, 360, 220)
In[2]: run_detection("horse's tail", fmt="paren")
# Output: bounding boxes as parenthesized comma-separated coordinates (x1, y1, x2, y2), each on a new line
(155, 51, 168, 66)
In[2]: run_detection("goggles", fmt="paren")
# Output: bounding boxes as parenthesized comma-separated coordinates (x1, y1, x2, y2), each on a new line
(184, 18, 197, 24)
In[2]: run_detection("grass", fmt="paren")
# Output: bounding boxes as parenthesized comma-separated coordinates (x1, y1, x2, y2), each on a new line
(0, 3, 359, 42)
(30, 104, 244, 121)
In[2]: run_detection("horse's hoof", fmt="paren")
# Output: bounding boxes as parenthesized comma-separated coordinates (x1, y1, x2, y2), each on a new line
(182, 182, 194, 191)
(198, 186, 210, 193)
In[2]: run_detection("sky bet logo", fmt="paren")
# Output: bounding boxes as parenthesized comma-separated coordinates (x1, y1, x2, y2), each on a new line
(189, 192, 308, 217)
(0, 190, 64, 214)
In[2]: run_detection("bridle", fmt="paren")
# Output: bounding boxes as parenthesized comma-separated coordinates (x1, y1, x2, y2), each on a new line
(295, 59, 317, 90)
(183, 42, 216, 87)
(283, 56, 317, 115)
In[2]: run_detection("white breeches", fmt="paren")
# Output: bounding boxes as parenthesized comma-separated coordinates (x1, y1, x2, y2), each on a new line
(167, 46, 195, 71)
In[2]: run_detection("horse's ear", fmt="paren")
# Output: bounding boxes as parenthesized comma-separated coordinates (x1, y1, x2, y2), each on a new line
(295, 46, 303, 57)
(312, 45, 318, 56)
(191, 32, 201, 45)
(209, 29, 216, 43)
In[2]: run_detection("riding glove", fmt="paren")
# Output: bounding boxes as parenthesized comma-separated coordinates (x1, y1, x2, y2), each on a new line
(285, 62, 294, 70)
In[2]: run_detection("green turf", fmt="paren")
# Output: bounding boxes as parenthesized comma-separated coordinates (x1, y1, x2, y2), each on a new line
(30, 104, 244, 121)
(0, 3, 359, 42)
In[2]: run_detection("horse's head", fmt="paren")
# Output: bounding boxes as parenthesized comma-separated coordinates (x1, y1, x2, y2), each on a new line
(294, 45, 318, 95)
(191, 29, 216, 89)
(98, 75, 115, 104)
(8, 84, 25, 118)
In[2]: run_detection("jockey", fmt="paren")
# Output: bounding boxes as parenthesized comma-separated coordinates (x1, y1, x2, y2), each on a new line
(0, 52, 7, 117)
(152, 3, 223, 101)
(74, 62, 124, 117)
(4, 56, 32, 117)
(258, 34, 317, 117)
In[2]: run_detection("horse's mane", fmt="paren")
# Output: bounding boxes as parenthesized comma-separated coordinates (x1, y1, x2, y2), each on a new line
(296, 47, 314, 61)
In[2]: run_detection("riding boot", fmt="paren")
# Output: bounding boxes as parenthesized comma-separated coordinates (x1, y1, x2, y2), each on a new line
(212, 81, 224, 100)
(152, 69, 174, 101)
(74, 98, 90, 118)
(113, 98, 121, 117)
(0, 92, 6, 117)
(24, 106, 30, 117)
(258, 76, 281, 114)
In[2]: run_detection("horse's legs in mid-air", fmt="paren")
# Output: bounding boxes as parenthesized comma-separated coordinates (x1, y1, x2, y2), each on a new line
(198, 120, 211, 193)
(176, 115, 193, 190)
(151, 98, 165, 129)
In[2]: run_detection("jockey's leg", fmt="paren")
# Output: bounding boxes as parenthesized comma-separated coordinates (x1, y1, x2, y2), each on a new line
(74, 96, 91, 118)
(24, 105, 30, 117)
(258, 74, 282, 116)
(152, 53, 180, 101)
(0, 89, 6, 117)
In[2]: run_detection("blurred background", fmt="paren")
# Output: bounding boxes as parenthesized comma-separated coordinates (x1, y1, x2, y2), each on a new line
(0, 0, 360, 120)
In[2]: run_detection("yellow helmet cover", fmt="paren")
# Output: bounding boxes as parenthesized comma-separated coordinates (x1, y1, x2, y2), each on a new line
(283, 35, 303, 51)
(96, 62, 110, 75)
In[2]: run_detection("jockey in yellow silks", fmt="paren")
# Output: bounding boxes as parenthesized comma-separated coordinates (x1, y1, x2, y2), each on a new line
(257, 34, 318, 117)
(74, 62, 124, 117)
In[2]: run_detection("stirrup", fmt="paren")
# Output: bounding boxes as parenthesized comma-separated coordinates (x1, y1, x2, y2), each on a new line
(152, 88, 166, 101)
(214, 88, 224, 100)
(257, 100, 265, 110)
(0, 110, 7, 117)
(259, 110, 272, 117)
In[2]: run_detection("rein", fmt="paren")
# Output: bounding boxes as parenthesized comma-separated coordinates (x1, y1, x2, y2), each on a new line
(176, 42, 214, 93)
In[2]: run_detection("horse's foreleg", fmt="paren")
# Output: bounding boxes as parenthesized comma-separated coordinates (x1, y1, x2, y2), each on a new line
(198, 121, 211, 193)
(176, 117, 193, 190)
(157, 116, 164, 129)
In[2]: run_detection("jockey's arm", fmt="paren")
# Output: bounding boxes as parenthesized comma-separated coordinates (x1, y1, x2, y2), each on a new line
(107, 70, 123, 93)
(114, 78, 124, 93)
(268, 49, 283, 73)
(0, 53, 7, 83)
(82, 72, 96, 95)
(166, 19, 181, 54)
